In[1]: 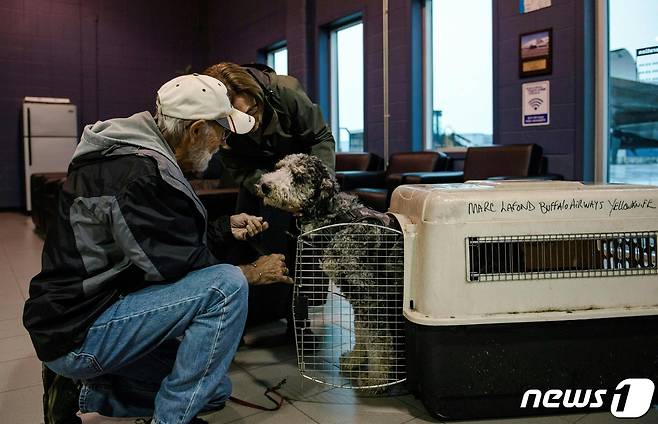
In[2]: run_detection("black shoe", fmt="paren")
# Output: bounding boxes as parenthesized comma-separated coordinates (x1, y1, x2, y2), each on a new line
(200, 400, 226, 413)
(42, 363, 82, 424)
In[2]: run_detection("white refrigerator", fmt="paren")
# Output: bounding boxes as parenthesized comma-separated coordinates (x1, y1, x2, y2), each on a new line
(22, 97, 78, 211)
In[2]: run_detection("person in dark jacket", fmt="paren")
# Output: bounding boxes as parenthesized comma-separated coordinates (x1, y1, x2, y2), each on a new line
(203, 62, 335, 328)
(203, 62, 335, 191)
(23, 74, 292, 424)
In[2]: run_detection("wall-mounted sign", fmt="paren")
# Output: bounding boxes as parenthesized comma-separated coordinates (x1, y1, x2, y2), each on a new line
(637, 45, 658, 84)
(520, 0, 552, 14)
(522, 80, 550, 126)
(519, 28, 552, 78)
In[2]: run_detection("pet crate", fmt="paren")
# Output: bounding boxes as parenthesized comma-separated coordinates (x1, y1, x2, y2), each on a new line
(389, 180, 658, 420)
(293, 222, 406, 390)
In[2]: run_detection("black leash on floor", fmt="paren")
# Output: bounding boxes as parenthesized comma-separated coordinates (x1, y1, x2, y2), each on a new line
(231, 241, 287, 411)
(228, 378, 287, 411)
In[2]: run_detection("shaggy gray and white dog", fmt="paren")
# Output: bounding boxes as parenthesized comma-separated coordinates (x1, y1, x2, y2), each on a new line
(256, 153, 404, 389)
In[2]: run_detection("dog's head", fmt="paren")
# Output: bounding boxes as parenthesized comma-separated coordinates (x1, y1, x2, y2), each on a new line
(256, 153, 339, 216)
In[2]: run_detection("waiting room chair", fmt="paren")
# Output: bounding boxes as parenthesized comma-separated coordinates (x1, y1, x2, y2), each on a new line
(341, 151, 451, 212)
(400, 144, 561, 185)
(335, 152, 384, 172)
(30, 173, 67, 235)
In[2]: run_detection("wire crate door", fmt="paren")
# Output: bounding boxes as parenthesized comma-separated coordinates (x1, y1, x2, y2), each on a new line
(293, 222, 406, 389)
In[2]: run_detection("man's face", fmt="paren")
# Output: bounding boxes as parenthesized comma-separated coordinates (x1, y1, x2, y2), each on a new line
(175, 120, 226, 175)
(233, 94, 262, 133)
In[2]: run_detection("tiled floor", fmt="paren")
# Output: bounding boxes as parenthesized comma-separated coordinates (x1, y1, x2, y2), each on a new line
(0, 211, 656, 424)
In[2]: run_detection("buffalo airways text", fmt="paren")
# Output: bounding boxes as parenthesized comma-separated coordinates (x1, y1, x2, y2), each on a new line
(467, 198, 656, 216)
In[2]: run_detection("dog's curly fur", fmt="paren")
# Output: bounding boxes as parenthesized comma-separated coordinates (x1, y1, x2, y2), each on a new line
(257, 154, 404, 388)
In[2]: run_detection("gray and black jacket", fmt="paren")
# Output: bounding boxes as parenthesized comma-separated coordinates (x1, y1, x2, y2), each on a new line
(23, 112, 230, 361)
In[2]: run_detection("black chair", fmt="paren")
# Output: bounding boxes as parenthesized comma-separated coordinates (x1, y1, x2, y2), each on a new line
(335, 152, 384, 172)
(401, 144, 562, 185)
(341, 151, 451, 212)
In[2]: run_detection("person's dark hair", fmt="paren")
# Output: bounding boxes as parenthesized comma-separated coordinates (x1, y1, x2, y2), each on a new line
(203, 62, 265, 120)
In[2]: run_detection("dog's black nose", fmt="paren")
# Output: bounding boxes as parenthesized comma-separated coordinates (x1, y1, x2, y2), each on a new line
(260, 183, 271, 195)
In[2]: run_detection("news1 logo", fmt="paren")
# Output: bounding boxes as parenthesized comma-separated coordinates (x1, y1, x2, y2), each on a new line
(521, 378, 655, 418)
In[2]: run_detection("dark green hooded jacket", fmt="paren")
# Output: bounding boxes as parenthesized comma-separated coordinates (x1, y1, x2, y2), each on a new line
(218, 65, 336, 194)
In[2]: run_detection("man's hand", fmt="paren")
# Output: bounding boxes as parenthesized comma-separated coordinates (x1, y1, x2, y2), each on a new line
(238, 254, 294, 285)
(230, 213, 269, 241)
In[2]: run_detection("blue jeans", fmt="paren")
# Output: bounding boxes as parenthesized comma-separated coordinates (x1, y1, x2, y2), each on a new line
(45, 264, 248, 424)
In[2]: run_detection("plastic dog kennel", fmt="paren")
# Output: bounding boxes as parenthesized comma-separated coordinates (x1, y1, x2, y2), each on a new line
(294, 181, 658, 420)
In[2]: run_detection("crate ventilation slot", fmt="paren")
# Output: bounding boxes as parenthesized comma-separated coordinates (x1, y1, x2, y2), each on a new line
(468, 231, 658, 282)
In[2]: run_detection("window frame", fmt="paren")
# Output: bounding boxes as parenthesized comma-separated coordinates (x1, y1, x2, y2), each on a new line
(594, 0, 609, 183)
(423, 0, 494, 151)
(329, 18, 365, 153)
(422, 0, 434, 150)
(263, 41, 288, 75)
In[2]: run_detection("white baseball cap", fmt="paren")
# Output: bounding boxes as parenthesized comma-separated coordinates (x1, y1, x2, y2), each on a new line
(157, 73, 255, 134)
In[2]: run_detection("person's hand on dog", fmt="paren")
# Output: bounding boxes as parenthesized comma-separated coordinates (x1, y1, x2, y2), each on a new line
(230, 213, 269, 241)
(239, 254, 294, 285)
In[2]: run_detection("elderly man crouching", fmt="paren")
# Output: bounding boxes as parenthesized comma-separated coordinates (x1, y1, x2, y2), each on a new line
(23, 74, 292, 424)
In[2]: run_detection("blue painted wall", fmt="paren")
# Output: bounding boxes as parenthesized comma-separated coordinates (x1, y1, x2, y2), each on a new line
(0, 0, 594, 208)
(0, 0, 208, 209)
(493, 0, 593, 180)
(207, 0, 419, 160)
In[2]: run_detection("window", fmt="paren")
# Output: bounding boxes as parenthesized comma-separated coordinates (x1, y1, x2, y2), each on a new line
(606, 0, 658, 184)
(425, 0, 493, 149)
(331, 21, 364, 152)
(266, 45, 288, 75)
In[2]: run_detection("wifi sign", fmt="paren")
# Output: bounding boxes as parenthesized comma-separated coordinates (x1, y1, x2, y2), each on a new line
(522, 80, 550, 126)
(528, 98, 543, 110)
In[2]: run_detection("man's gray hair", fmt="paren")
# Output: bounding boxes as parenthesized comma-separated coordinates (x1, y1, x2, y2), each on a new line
(154, 98, 196, 141)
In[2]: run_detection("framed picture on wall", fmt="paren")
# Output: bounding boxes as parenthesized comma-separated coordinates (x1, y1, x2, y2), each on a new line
(519, 28, 552, 77)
